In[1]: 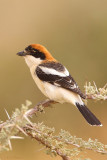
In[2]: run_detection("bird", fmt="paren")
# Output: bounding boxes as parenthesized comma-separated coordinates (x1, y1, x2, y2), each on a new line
(17, 44, 102, 126)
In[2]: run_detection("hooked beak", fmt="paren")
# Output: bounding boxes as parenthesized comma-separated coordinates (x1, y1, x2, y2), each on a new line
(17, 51, 26, 56)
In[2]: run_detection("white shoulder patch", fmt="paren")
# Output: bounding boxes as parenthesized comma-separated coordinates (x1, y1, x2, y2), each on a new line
(64, 67, 69, 76)
(39, 66, 69, 77)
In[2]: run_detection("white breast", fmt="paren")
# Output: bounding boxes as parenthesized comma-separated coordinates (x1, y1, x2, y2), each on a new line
(30, 65, 48, 97)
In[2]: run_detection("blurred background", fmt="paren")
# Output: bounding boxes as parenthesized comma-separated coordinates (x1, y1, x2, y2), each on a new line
(0, 0, 107, 159)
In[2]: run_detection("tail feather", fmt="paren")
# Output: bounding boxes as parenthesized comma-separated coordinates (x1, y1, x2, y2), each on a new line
(75, 103, 102, 126)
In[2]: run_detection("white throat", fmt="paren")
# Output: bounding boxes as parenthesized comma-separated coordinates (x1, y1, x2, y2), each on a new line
(24, 55, 42, 68)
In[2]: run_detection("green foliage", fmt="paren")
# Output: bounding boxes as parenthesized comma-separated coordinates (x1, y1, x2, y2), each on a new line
(0, 100, 31, 151)
(0, 100, 107, 160)
(57, 130, 107, 153)
(85, 82, 107, 100)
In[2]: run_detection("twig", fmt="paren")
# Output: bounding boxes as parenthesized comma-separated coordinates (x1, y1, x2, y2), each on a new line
(56, 137, 107, 154)
(85, 82, 107, 100)
(25, 99, 57, 117)
(24, 126, 71, 160)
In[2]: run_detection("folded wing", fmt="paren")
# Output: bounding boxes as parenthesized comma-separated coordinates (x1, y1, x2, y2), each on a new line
(36, 62, 86, 99)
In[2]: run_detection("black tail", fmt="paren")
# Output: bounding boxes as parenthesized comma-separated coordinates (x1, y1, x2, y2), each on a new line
(75, 103, 102, 126)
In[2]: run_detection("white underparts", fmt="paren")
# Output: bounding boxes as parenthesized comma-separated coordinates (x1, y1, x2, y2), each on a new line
(43, 82, 84, 105)
(26, 59, 83, 107)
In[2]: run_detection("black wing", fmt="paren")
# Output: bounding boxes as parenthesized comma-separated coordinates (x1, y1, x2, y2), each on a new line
(36, 62, 86, 99)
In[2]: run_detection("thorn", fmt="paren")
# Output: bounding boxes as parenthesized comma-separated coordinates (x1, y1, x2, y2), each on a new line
(10, 136, 24, 139)
(16, 125, 28, 136)
(8, 139, 12, 150)
(4, 108, 10, 120)
(24, 109, 33, 117)
(103, 83, 107, 89)
(93, 81, 98, 92)
(24, 115, 32, 125)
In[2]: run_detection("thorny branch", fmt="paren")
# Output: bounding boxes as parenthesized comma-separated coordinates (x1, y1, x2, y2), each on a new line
(0, 82, 107, 160)
(24, 126, 71, 160)
(85, 82, 107, 100)
(25, 99, 57, 117)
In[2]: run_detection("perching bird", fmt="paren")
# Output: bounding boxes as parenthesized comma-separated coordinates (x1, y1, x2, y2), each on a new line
(17, 44, 102, 126)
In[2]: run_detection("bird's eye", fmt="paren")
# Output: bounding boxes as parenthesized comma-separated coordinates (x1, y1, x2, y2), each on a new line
(32, 49, 37, 53)
(25, 45, 46, 60)
(25, 45, 34, 52)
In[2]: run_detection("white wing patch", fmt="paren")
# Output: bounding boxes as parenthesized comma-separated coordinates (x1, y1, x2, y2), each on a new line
(39, 66, 69, 77)
(70, 84, 78, 89)
(64, 67, 69, 76)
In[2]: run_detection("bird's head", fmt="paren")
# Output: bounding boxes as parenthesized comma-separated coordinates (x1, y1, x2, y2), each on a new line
(17, 44, 56, 67)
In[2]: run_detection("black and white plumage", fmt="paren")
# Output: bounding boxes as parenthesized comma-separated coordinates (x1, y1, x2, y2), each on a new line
(35, 62, 101, 126)
(36, 62, 86, 99)
(17, 44, 102, 126)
